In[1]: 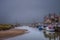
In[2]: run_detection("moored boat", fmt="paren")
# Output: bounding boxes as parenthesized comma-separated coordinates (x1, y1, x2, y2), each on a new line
(45, 24, 55, 32)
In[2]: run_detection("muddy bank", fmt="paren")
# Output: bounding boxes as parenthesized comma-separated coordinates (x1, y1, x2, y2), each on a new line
(0, 29, 28, 39)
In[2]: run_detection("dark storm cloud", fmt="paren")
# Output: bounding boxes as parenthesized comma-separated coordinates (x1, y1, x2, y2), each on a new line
(0, 0, 60, 24)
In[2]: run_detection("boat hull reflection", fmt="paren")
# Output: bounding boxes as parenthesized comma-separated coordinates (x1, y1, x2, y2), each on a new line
(43, 30, 60, 40)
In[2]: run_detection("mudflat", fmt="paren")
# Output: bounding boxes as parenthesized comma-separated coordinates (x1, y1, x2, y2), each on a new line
(0, 29, 27, 39)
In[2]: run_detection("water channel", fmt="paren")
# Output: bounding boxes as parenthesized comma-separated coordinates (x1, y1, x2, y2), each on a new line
(5, 26, 60, 40)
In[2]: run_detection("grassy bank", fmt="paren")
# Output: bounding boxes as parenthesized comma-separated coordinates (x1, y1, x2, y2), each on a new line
(0, 24, 14, 31)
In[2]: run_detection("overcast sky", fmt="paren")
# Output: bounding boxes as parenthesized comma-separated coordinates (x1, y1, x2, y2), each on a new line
(0, 0, 60, 24)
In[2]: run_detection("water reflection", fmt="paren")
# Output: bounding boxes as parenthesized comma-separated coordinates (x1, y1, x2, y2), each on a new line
(43, 30, 60, 40)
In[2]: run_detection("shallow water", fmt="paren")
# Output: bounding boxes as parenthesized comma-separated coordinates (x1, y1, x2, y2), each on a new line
(5, 26, 60, 40)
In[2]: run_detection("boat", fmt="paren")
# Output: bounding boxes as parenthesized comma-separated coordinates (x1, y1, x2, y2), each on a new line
(37, 25, 44, 30)
(55, 24, 60, 32)
(46, 24, 55, 32)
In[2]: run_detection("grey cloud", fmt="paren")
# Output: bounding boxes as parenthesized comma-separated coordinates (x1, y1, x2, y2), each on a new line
(0, 0, 60, 24)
